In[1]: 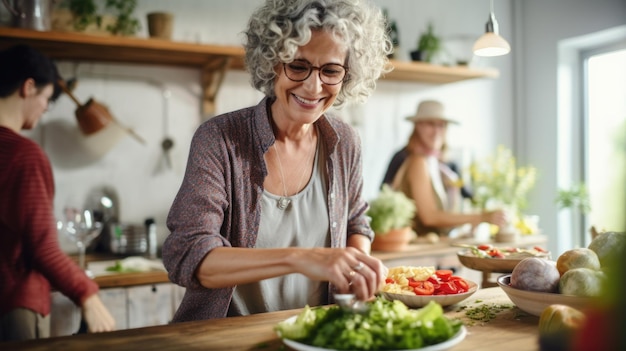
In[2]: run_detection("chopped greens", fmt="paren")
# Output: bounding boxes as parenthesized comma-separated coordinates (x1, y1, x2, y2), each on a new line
(275, 298, 462, 350)
(461, 303, 514, 324)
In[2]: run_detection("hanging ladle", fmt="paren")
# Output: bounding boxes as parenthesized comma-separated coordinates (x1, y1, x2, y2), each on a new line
(57, 79, 145, 144)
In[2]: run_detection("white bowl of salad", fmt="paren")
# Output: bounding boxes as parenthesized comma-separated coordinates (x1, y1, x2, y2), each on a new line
(379, 266, 478, 308)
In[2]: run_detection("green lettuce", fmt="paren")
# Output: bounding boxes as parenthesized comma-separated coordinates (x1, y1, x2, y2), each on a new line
(275, 298, 462, 350)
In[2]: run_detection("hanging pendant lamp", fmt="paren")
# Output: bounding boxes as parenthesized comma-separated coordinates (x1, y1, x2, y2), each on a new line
(473, 0, 510, 57)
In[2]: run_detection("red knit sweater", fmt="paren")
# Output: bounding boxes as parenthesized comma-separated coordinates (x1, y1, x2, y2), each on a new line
(0, 127, 98, 316)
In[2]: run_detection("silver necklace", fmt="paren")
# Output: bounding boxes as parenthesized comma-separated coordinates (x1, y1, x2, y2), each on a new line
(272, 130, 315, 210)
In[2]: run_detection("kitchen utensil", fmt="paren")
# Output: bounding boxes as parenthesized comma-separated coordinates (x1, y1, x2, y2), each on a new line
(144, 218, 157, 259)
(84, 186, 119, 253)
(57, 79, 146, 144)
(2, 0, 53, 31)
(158, 88, 174, 170)
(333, 294, 369, 313)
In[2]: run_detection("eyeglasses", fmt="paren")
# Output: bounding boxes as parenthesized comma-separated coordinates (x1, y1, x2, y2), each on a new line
(283, 60, 348, 85)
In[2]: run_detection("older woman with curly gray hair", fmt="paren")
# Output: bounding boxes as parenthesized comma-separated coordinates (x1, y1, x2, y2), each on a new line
(162, 0, 393, 322)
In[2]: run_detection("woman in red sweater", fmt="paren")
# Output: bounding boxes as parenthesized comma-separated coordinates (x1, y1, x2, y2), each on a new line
(0, 45, 115, 341)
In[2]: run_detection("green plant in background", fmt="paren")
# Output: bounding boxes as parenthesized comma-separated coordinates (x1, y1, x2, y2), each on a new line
(104, 0, 140, 36)
(469, 145, 538, 212)
(367, 185, 416, 235)
(383, 9, 400, 59)
(65, 0, 140, 36)
(555, 183, 592, 214)
(417, 22, 441, 63)
(67, 0, 101, 31)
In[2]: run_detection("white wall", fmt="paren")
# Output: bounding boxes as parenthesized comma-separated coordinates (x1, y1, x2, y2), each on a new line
(515, 0, 626, 256)
(2, 0, 517, 253)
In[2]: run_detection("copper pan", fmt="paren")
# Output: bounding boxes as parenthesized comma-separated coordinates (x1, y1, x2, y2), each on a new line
(57, 80, 145, 144)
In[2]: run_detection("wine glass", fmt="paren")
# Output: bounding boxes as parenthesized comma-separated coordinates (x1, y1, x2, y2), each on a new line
(59, 207, 103, 278)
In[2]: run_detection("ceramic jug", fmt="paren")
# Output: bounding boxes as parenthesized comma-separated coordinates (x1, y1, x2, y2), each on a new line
(2, 0, 54, 31)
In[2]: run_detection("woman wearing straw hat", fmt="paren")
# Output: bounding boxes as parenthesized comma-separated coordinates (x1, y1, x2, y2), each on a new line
(389, 100, 507, 237)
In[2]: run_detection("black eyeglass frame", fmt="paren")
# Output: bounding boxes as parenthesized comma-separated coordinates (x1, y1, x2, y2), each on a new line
(282, 61, 349, 85)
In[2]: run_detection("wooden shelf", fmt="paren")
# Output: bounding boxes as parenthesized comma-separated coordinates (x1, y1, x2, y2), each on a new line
(0, 27, 498, 113)
(0, 27, 242, 115)
(384, 59, 499, 83)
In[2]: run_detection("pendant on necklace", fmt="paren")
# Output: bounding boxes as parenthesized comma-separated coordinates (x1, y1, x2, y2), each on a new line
(277, 197, 291, 210)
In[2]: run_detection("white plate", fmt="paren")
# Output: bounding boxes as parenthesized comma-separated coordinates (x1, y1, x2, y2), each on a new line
(279, 315, 467, 351)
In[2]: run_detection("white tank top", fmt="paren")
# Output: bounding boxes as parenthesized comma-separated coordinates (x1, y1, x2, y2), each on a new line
(228, 137, 330, 316)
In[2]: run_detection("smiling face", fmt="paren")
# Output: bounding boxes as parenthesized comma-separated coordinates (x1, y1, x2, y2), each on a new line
(271, 30, 348, 127)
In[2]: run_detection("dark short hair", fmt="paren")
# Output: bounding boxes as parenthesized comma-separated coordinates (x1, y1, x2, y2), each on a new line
(0, 44, 62, 101)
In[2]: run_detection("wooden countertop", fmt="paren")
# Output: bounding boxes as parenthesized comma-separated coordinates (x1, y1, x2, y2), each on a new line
(7, 287, 540, 351)
(77, 234, 547, 289)
(372, 234, 548, 261)
(70, 254, 172, 289)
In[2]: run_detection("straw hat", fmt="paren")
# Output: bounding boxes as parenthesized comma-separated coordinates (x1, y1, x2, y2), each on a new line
(405, 100, 459, 125)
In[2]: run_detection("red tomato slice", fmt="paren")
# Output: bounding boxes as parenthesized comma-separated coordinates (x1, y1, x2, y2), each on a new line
(385, 278, 395, 284)
(450, 276, 469, 292)
(413, 281, 435, 295)
(477, 244, 492, 251)
(488, 249, 504, 258)
(427, 276, 439, 285)
(437, 281, 459, 294)
(435, 269, 453, 281)
(407, 277, 420, 287)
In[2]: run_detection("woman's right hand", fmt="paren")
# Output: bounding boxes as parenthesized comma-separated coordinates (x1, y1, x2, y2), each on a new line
(290, 247, 387, 302)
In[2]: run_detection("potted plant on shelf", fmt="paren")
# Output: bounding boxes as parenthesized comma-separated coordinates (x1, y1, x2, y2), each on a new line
(410, 22, 441, 63)
(54, 0, 140, 36)
(66, 0, 102, 31)
(103, 0, 140, 36)
(367, 185, 417, 251)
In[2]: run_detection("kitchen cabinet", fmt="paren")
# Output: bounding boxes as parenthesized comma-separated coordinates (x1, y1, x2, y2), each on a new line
(50, 283, 186, 336)
(0, 27, 498, 115)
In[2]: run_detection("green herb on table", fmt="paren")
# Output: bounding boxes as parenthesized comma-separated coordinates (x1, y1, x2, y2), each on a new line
(463, 303, 513, 324)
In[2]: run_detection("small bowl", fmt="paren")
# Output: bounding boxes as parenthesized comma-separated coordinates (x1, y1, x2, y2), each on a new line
(497, 274, 597, 316)
(457, 249, 550, 273)
(380, 280, 479, 308)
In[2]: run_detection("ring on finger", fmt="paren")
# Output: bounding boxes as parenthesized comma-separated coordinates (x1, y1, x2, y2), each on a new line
(353, 261, 364, 271)
(348, 270, 356, 285)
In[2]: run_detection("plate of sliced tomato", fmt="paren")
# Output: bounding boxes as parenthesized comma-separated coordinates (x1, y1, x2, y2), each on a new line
(457, 245, 551, 273)
(380, 269, 478, 308)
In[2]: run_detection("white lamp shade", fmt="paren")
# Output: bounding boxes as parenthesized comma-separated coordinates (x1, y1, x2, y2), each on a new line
(473, 32, 511, 57)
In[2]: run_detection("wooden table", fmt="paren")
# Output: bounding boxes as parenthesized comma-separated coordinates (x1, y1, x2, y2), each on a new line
(5, 287, 540, 351)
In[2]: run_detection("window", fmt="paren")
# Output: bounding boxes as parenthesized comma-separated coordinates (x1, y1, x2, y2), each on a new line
(582, 46, 626, 237)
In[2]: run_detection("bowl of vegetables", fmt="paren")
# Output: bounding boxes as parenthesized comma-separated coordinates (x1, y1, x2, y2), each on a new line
(275, 298, 466, 351)
(497, 274, 596, 316)
(457, 244, 551, 273)
(379, 266, 478, 308)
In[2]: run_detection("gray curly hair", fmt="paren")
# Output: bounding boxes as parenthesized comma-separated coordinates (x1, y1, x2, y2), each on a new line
(243, 0, 392, 107)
